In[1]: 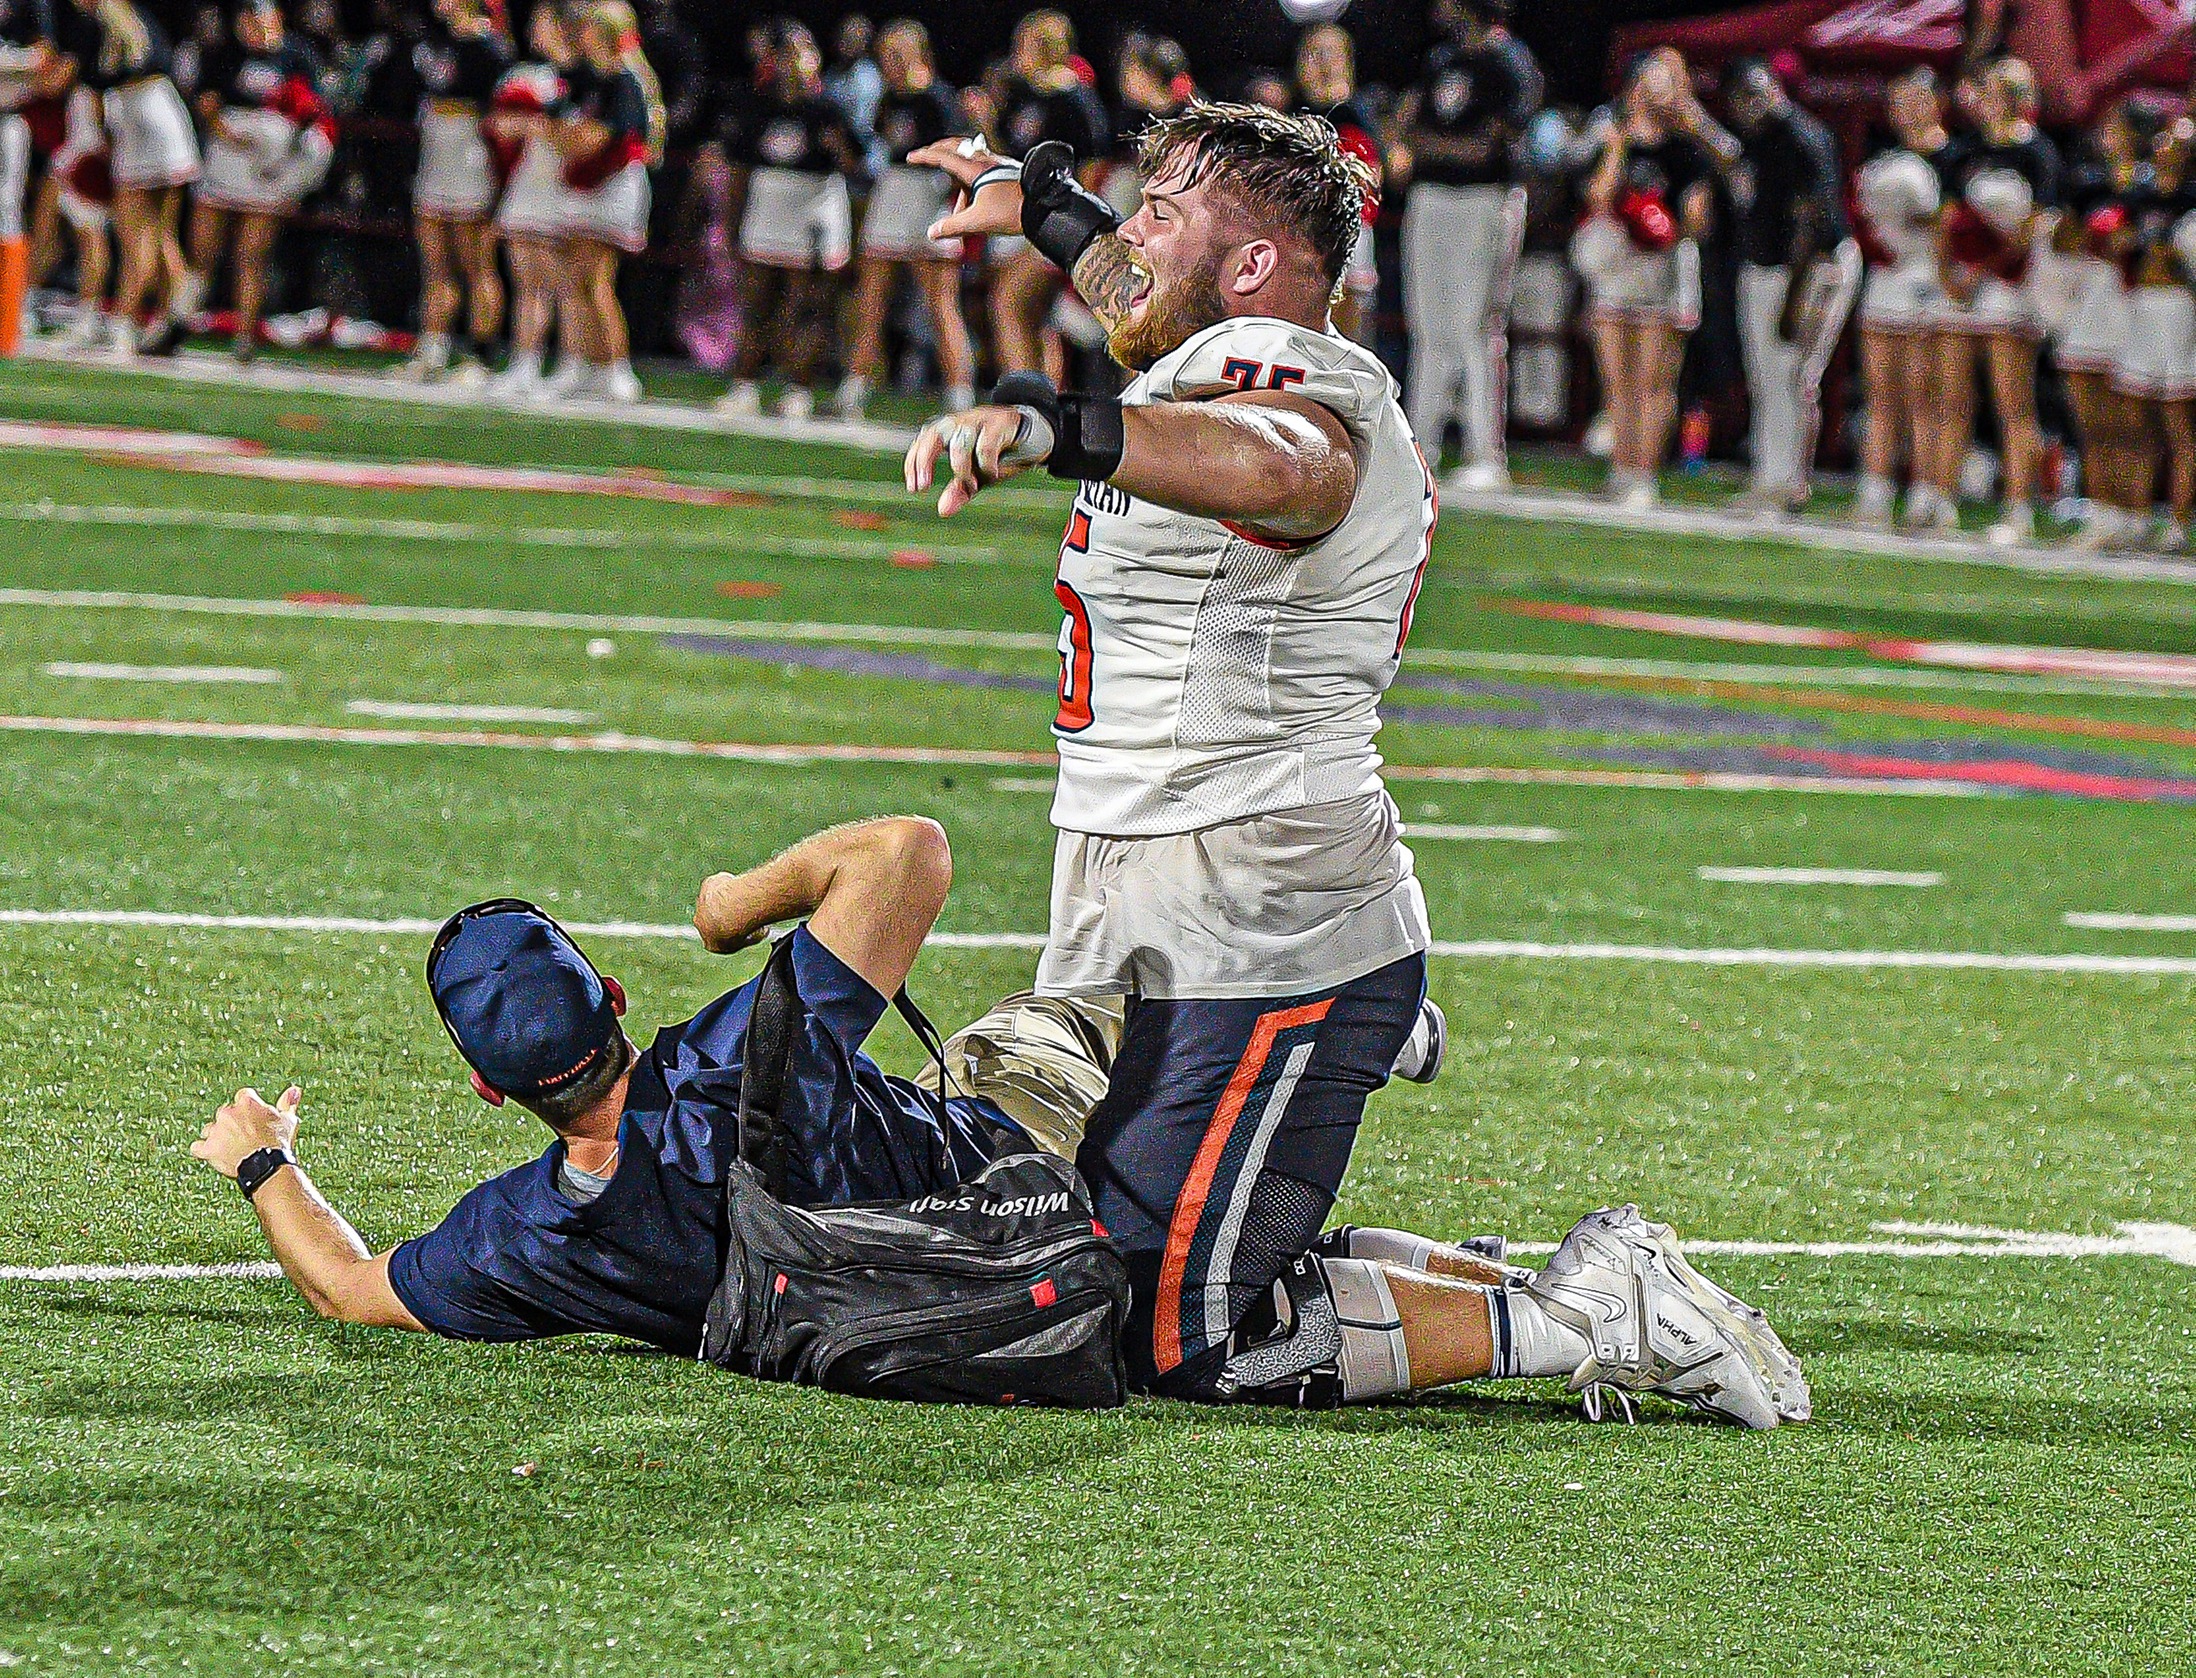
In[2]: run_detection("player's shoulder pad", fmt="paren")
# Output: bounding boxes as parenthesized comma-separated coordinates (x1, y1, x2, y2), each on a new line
(1145, 316, 1394, 438)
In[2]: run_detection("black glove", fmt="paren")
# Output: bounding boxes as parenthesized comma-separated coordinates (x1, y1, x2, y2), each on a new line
(1019, 141, 1121, 272)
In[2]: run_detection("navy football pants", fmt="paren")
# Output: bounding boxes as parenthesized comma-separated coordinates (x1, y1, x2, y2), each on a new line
(1071, 953, 1426, 1399)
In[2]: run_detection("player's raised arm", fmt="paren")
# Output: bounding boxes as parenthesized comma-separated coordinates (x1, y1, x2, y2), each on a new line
(190, 1085, 425, 1330)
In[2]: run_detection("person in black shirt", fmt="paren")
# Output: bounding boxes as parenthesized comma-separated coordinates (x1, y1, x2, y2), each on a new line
(552, 0, 660, 404)
(986, 8, 1108, 376)
(1851, 66, 1952, 527)
(713, 16, 860, 420)
(399, 0, 510, 384)
(840, 20, 969, 419)
(143, 0, 331, 362)
(2108, 116, 2196, 550)
(1722, 56, 1860, 514)
(1926, 55, 2060, 545)
(1576, 48, 1734, 507)
(68, 0, 199, 352)
(1294, 22, 1379, 344)
(1396, 0, 1540, 492)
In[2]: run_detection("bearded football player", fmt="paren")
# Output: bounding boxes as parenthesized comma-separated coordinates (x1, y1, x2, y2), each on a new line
(902, 105, 1809, 1425)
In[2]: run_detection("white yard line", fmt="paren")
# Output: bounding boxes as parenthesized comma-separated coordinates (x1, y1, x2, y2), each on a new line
(2065, 912, 2196, 932)
(0, 586, 1059, 650)
(1385, 764, 2003, 799)
(39, 661, 284, 684)
(4, 909, 2195, 974)
(346, 700, 599, 724)
(988, 777, 1057, 793)
(0, 501, 1003, 562)
(13, 1220, 2194, 1282)
(1403, 646, 2196, 702)
(1448, 484, 2196, 587)
(1697, 866, 1944, 887)
(1408, 824, 1570, 843)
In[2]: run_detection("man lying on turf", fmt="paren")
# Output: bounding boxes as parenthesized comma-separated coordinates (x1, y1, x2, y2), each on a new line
(192, 815, 1810, 1426)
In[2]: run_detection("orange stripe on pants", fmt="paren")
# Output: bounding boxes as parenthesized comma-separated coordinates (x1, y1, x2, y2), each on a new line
(1151, 997, 1334, 1376)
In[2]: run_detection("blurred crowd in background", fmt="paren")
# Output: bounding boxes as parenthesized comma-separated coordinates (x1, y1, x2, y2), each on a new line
(7, 0, 2196, 550)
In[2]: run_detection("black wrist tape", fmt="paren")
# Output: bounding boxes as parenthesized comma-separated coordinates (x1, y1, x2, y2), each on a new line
(1048, 392, 1125, 482)
(1019, 140, 1120, 272)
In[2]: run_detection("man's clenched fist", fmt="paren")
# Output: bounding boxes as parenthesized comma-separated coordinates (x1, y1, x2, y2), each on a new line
(193, 1085, 302, 1179)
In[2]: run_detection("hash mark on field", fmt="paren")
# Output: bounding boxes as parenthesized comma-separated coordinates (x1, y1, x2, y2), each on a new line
(39, 661, 284, 684)
(989, 777, 1056, 792)
(1408, 824, 1569, 844)
(1698, 867, 1944, 887)
(346, 700, 599, 725)
(2065, 912, 2196, 932)
(6, 910, 2196, 974)
(13, 1221, 2195, 1283)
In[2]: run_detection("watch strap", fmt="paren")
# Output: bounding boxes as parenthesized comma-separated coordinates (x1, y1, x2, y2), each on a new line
(236, 1146, 295, 1201)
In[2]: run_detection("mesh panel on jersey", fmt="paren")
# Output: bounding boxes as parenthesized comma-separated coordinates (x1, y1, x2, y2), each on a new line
(1175, 536, 1299, 749)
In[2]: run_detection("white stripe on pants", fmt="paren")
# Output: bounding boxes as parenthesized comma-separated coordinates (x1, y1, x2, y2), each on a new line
(0, 113, 29, 240)
(1737, 239, 1862, 496)
(1403, 182, 1525, 468)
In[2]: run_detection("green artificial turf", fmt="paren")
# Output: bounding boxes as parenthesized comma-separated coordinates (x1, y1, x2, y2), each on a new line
(1, 359, 2192, 1676)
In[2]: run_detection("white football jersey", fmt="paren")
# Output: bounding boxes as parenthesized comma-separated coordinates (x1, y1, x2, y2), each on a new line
(1047, 315, 1437, 838)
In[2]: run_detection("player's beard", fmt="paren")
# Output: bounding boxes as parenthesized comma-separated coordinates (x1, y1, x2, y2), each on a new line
(1106, 260, 1231, 373)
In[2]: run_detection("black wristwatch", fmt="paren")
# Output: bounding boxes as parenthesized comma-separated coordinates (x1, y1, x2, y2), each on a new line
(236, 1146, 295, 1201)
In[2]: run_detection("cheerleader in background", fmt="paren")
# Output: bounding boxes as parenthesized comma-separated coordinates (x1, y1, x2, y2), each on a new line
(68, 0, 195, 357)
(553, 0, 658, 404)
(1, 0, 57, 348)
(714, 18, 858, 420)
(402, 0, 510, 385)
(38, 39, 112, 348)
(839, 19, 968, 420)
(1293, 23, 1380, 345)
(1850, 68, 1947, 527)
(1572, 50, 1731, 509)
(1926, 57, 2060, 545)
(486, 2, 572, 400)
(144, 0, 331, 362)
(2109, 118, 2196, 551)
(2053, 98, 2154, 551)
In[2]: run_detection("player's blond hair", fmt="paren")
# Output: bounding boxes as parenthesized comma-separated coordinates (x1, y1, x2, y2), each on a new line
(1136, 101, 1374, 288)
(579, 0, 666, 165)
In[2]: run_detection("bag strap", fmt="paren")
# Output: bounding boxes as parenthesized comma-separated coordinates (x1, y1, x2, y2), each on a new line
(735, 933, 804, 1199)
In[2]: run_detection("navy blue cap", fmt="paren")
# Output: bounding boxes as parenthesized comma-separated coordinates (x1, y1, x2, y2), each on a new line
(427, 902, 620, 1099)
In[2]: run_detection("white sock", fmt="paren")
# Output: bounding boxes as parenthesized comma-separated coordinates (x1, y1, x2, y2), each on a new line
(1485, 1283, 1592, 1379)
(609, 356, 632, 378)
(1856, 472, 1893, 515)
(418, 332, 450, 368)
(944, 382, 974, 413)
(168, 268, 207, 324)
(506, 349, 541, 380)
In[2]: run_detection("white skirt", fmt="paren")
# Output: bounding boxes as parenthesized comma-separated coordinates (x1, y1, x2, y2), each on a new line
(561, 157, 648, 253)
(1858, 259, 1940, 332)
(2112, 286, 2196, 400)
(1574, 217, 1700, 328)
(494, 136, 568, 238)
(199, 111, 314, 214)
(1932, 272, 2037, 336)
(104, 76, 198, 190)
(415, 106, 494, 219)
(2051, 256, 2128, 374)
(740, 166, 851, 270)
(858, 163, 956, 260)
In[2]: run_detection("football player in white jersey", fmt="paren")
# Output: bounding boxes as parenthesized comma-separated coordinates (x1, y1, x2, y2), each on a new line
(898, 105, 1808, 1425)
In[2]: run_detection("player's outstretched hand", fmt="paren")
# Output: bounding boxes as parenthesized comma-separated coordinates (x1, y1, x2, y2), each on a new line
(908, 136, 1023, 242)
(192, 1085, 302, 1179)
(904, 406, 1040, 518)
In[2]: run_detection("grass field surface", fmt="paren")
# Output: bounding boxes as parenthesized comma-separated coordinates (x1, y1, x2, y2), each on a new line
(1, 359, 2192, 1675)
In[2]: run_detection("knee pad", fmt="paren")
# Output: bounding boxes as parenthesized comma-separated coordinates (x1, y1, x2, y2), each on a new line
(1213, 1253, 1411, 1409)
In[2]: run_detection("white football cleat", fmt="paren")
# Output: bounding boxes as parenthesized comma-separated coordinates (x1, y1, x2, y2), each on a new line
(1391, 997, 1446, 1084)
(715, 379, 762, 417)
(1443, 459, 1510, 497)
(1523, 1205, 1810, 1429)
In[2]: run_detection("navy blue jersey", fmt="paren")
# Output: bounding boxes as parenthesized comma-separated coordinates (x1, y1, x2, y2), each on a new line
(1408, 30, 1541, 187)
(388, 926, 1015, 1353)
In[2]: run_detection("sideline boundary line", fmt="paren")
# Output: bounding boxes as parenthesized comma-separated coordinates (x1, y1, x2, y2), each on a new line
(12, 1221, 2194, 1281)
(7, 909, 2196, 974)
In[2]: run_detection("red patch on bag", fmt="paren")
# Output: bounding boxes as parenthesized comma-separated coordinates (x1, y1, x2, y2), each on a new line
(1030, 1277, 1057, 1309)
